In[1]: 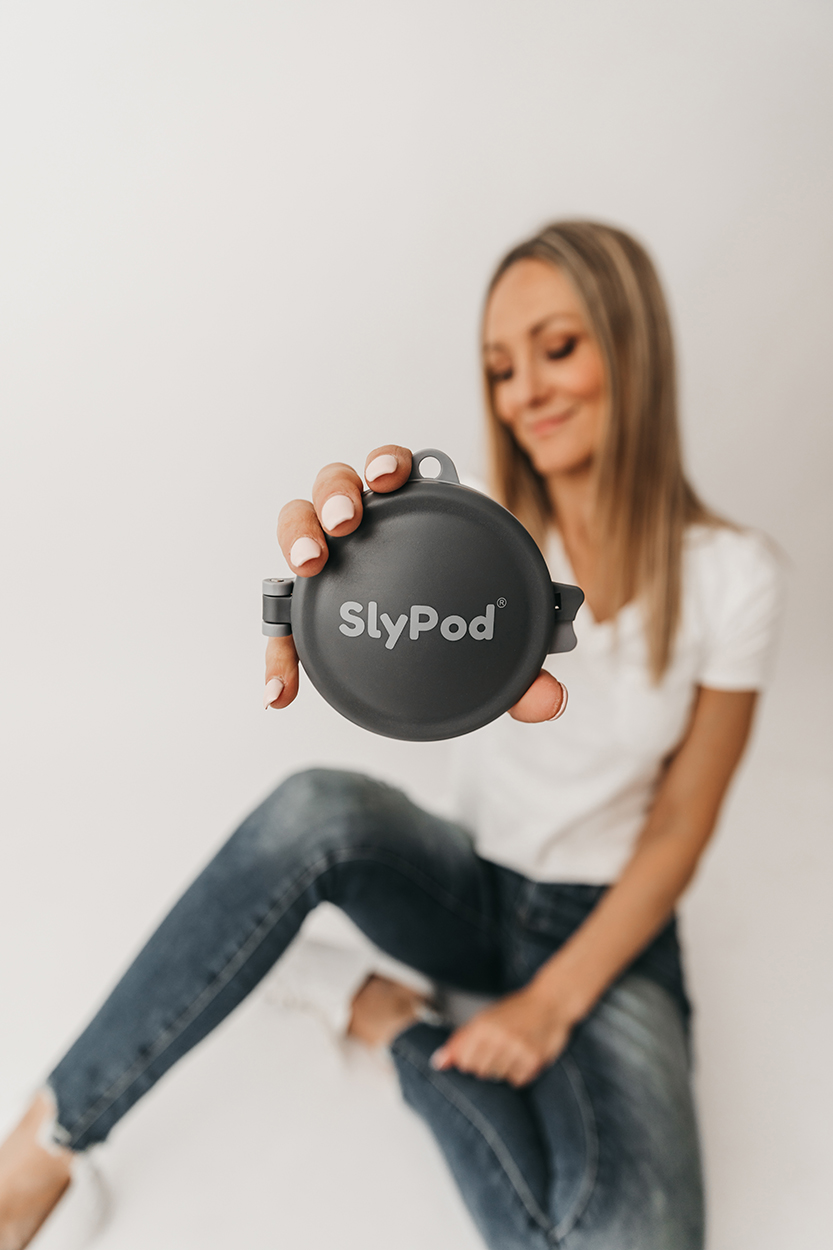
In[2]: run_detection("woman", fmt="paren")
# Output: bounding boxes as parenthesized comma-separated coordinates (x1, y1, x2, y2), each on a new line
(0, 222, 781, 1249)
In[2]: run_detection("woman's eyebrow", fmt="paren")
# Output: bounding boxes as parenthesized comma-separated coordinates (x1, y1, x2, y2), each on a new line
(483, 312, 578, 352)
(529, 312, 577, 336)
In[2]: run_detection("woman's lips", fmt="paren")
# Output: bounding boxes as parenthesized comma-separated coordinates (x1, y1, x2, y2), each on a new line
(527, 406, 576, 438)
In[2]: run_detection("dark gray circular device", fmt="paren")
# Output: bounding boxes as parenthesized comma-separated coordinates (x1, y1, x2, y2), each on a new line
(262, 449, 584, 742)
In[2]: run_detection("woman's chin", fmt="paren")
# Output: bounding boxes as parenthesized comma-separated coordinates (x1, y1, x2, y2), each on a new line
(528, 443, 594, 480)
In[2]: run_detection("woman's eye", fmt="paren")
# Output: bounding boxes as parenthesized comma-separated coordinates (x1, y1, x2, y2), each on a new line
(545, 337, 577, 361)
(487, 367, 513, 384)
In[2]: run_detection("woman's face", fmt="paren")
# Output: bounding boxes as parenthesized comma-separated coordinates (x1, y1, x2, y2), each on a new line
(484, 259, 608, 479)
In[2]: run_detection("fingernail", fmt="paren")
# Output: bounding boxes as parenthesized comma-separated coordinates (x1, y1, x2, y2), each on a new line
(548, 681, 568, 721)
(320, 494, 355, 533)
(263, 676, 284, 709)
(289, 536, 321, 567)
(365, 454, 398, 483)
(430, 1048, 446, 1069)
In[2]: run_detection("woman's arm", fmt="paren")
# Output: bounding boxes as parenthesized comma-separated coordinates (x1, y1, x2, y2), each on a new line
(433, 686, 759, 1086)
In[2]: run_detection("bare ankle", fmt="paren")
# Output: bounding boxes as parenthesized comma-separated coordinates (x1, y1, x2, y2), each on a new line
(0, 1094, 74, 1250)
(347, 974, 429, 1048)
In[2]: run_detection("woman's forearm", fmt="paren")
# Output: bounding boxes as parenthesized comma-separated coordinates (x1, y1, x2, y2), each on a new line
(530, 813, 705, 1023)
(531, 687, 758, 1025)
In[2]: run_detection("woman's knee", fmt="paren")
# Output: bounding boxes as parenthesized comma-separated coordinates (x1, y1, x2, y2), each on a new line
(234, 767, 394, 863)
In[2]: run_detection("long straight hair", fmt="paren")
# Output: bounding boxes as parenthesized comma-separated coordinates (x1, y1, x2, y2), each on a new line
(484, 221, 716, 682)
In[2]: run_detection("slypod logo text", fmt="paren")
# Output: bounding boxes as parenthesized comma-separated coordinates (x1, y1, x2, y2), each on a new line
(339, 602, 496, 650)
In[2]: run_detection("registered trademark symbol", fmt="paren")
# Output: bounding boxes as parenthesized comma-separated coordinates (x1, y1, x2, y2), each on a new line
(497, 597, 507, 608)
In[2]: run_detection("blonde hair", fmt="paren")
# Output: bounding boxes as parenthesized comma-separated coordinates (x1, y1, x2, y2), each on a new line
(484, 220, 717, 682)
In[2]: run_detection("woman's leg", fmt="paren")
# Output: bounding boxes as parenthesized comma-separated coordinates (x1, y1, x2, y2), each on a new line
(46, 767, 502, 1151)
(550, 975, 703, 1250)
(393, 1023, 554, 1250)
(391, 974, 703, 1250)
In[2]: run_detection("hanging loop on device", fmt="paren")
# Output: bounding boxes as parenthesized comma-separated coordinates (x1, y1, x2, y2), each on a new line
(408, 448, 460, 484)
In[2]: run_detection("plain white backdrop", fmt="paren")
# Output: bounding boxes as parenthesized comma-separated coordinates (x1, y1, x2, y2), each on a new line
(1, 2, 831, 1247)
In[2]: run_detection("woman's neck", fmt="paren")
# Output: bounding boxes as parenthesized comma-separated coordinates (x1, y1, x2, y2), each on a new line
(546, 467, 596, 552)
(546, 466, 615, 622)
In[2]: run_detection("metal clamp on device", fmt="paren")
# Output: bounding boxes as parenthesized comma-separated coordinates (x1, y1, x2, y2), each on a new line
(262, 578, 294, 637)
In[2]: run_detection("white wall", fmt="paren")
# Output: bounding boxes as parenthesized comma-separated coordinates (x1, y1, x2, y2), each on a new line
(1, 2, 831, 1246)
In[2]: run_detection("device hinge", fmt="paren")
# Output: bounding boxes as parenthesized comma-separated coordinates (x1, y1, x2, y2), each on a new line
(262, 577, 294, 637)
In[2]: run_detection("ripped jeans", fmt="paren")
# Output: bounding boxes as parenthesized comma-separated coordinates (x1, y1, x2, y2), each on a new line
(48, 769, 704, 1250)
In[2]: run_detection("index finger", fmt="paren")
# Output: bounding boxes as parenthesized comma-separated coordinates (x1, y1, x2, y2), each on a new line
(430, 1022, 473, 1071)
(363, 445, 412, 492)
(311, 462, 366, 537)
(309, 446, 412, 536)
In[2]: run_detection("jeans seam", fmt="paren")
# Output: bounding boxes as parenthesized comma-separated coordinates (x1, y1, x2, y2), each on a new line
(551, 1053, 599, 1242)
(394, 1037, 554, 1238)
(61, 845, 494, 1147)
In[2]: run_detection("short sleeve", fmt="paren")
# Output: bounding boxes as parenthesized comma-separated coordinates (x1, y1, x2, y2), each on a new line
(695, 528, 786, 691)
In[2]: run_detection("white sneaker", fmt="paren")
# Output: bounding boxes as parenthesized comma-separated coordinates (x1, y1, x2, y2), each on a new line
(263, 907, 435, 1038)
(264, 935, 381, 1035)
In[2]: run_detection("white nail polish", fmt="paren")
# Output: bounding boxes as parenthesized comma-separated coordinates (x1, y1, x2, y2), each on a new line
(365, 454, 398, 483)
(289, 536, 321, 567)
(263, 676, 284, 709)
(548, 682, 569, 721)
(321, 494, 355, 533)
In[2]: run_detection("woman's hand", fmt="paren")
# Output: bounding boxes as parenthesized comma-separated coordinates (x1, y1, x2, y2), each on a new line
(263, 444, 567, 723)
(264, 445, 412, 708)
(430, 983, 575, 1088)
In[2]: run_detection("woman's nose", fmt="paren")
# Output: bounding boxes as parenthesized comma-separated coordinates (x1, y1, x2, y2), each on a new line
(511, 358, 551, 411)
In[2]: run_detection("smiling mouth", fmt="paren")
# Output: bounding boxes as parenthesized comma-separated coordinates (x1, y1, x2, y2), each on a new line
(527, 407, 576, 438)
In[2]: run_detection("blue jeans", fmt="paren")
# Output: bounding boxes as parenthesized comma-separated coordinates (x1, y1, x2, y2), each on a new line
(48, 769, 704, 1249)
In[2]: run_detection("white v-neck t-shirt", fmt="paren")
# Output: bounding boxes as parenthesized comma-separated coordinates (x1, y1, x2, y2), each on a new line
(449, 523, 784, 884)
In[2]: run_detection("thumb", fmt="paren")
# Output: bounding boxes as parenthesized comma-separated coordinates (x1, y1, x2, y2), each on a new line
(508, 670, 567, 724)
(264, 635, 300, 709)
